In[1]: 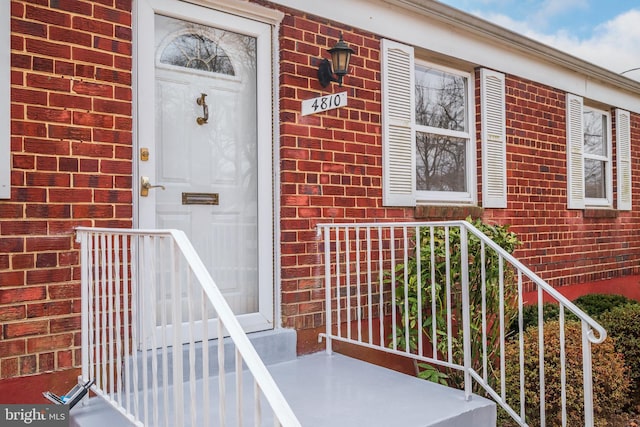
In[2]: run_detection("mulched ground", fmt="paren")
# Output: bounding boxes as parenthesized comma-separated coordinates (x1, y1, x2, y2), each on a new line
(610, 414, 638, 427)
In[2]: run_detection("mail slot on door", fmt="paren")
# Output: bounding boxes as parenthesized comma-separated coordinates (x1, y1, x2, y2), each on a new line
(182, 192, 219, 205)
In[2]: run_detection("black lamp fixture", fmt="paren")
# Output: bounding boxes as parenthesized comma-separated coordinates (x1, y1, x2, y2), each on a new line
(318, 33, 355, 88)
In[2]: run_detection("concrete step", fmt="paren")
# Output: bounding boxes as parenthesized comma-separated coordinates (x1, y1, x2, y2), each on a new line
(71, 328, 297, 427)
(70, 332, 496, 427)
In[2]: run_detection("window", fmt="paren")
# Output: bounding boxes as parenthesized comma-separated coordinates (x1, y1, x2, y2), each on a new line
(566, 94, 631, 210)
(414, 63, 472, 201)
(583, 107, 611, 205)
(381, 39, 506, 208)
(160, 33, 236, 75)
(0, 0, 9, 199)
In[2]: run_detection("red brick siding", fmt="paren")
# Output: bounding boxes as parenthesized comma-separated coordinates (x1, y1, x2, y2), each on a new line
(483, 76, 640, 287)
(277, 9, 640, 342)
(2, 0, 133, 379)
(3, 0, 640, 377)
(278, 12, 417, 332)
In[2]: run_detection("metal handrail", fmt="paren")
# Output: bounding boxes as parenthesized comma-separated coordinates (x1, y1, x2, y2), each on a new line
(76, 227, 300, 427)
(317, 220, 606, 427)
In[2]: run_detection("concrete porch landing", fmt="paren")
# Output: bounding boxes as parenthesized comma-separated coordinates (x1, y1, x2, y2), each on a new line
(267, 353, 495, 426)
(71, 352, 496, 427)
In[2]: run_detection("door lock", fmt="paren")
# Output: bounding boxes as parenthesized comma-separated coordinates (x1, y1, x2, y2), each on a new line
(140, 176, 166, 197)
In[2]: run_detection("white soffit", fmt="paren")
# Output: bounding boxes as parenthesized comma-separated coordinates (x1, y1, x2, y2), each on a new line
(270, 0, 640, 113)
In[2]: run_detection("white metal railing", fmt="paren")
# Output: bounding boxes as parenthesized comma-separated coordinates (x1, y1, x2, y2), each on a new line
(76, 227, 300, 427)
(317, 220, 606, 427)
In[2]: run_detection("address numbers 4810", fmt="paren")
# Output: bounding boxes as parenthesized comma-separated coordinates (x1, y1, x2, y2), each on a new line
(301, 92, 348, 116)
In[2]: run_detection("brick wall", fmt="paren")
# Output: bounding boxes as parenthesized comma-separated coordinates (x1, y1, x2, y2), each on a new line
(1, 0, 133, 379)
(278, 12, 413, 334)
(277, 8, 640, 347)
(2, 0, 639, 378)
(483, 76, 640, 287)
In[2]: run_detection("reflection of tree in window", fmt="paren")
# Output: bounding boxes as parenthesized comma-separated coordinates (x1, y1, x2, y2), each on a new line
(416, 133, 466, 191)
(414, 66, 467, 192)
(415, 67, 465, 130)
(583, 110, 607, 199)
(160, 33, 236, 75)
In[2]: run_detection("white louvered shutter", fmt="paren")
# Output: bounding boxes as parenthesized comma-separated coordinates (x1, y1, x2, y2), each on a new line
(616, 109, 632, 211)
(480, 69, 507, 208)
(566, 93, 585, 209)
(381, 39, 416, 207)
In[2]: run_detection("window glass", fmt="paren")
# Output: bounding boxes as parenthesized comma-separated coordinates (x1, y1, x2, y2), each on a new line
(415, 65, 466, 131)
(160, 33, 237, 75)
(416, 132, 467, 192)
(584, 159, 606, 199)
(583, 110, 607, 156)
(583, 108, 611, 203)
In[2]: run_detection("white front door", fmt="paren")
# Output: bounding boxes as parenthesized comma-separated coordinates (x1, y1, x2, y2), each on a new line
(136, 0, 274, 336)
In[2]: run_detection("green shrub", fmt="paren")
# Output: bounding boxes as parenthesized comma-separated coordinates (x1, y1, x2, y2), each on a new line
(502, 320, 629, 426)
(391, 217, 521, 388)
(599, 304, 640, 402)
(509, 294, 638, 338)
(574, 293, 639, 318)
(509, 302, 560, 337)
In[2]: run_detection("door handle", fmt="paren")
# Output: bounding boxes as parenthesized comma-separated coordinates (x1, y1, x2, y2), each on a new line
(140, 176, 165, 197)
(196, 93, 208, 125)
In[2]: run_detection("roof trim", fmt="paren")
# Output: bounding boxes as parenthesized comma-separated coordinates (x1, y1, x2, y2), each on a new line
(387, 0, 640, 94)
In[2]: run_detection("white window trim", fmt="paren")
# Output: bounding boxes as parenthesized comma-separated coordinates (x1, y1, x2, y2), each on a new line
(583, 106, 613, 208)
(0, 0, 10, 199)
(413, 60, 476, 205)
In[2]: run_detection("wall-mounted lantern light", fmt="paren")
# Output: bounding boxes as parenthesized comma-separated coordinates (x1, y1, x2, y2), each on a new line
(318, 33, 355, 88)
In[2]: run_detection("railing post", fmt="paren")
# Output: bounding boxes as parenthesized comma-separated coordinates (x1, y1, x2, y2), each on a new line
(582, 321, 595, 427)
(77, 231, 90, 392)
(459, 225, 472, 400)
(323, 226, 332, 354)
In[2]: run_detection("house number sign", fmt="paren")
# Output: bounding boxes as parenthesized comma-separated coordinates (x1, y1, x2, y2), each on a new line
(301, 92, 347, 116)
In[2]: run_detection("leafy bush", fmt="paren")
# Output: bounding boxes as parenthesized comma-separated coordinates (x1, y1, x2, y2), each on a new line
(502, 320, 629, 426)
(509, 294, 638, 338)
(391, 217, 520, 388)
(574, 293, 638, 318)
(599, 304, 640, 402)
(509, 303, 560, 337)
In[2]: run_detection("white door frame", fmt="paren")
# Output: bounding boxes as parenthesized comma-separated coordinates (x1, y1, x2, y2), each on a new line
(134, 0, 282, 335)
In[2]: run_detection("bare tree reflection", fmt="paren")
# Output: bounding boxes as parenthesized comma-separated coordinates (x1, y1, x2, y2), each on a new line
(159, 18, 257, 76)
(583, 110, 607, 199)
(414, 66, 468, 192)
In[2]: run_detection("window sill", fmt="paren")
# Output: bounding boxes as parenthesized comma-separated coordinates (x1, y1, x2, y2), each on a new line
(414, 205, 484, 220)
(583, 209, 618, 219)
